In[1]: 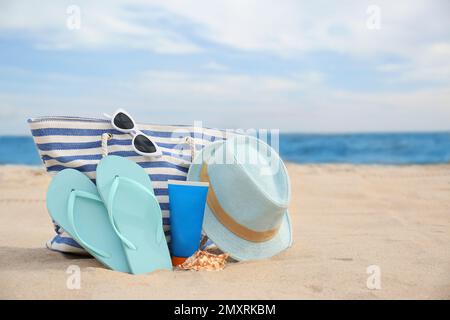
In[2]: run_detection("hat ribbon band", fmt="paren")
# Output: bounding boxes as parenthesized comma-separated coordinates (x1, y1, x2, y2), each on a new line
(200, 163, 279, 243)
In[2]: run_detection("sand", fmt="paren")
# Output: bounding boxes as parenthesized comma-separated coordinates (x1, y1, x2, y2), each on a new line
(0, 164, 449, 299)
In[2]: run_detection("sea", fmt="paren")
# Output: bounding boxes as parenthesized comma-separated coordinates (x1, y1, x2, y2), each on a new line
(0, 132, 449, 166)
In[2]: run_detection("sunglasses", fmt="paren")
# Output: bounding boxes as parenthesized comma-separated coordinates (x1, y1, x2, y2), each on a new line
(105, 109, 162, 158)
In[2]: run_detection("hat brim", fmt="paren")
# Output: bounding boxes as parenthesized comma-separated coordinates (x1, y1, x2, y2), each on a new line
(187, 139, 293, 261)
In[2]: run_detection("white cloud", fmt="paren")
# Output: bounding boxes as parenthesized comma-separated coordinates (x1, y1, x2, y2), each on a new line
(0, 0, 201, 53)
(135, 70, 323, 101)
(0, 0, 449, 133)
(1, 1, 449, 57)
(147, 0, 450, 57)
(377, 42, 450, 84)
(316, 87, 450, 132)
(203, 61, 228, 72)
(3, 67, 449, 134)
(1, 0, 449, 84)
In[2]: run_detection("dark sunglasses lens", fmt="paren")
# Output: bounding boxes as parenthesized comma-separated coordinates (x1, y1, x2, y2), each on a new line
(134, 135, 157, 154)
(114, 112, 134, 130)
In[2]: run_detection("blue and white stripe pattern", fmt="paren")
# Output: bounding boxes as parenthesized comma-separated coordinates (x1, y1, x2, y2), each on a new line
(28, 116, 229, 254)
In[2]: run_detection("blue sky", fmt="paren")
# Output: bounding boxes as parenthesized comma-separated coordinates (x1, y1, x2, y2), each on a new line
(0, 0, 449, 134)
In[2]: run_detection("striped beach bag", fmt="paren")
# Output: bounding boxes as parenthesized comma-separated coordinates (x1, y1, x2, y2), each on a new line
(28, 116, 228, 254)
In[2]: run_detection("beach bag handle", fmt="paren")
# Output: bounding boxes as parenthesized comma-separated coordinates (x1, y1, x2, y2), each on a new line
(101, 133, 113, 158)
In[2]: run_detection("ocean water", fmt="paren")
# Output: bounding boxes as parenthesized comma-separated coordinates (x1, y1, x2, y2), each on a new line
(279, 132, 450, 165)
(0, 132, 449, 166)
(0, 136, 42, 165)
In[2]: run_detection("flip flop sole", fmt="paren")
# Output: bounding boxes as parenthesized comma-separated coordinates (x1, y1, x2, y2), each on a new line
(46, 169, 130, 273)
(96, 156, 172, 275)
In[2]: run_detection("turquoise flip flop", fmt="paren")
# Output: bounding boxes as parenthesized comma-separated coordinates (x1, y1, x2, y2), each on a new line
(46, 169, 130, 273)
(96, 155, 172, 275)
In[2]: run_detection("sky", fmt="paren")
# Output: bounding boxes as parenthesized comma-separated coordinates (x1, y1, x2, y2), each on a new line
(0, 0, 449, 134)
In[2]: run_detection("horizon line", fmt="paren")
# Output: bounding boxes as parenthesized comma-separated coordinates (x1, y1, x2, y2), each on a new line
(0, 130, 449, 138)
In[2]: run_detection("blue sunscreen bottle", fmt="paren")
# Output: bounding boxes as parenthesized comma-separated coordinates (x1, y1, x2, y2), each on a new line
(168, 180, 209, 266)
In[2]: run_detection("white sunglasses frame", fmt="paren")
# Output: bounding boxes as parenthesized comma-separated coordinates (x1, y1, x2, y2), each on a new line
(106, 108, 162, 158)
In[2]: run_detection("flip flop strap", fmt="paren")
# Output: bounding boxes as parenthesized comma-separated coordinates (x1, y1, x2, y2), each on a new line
(67, 190, 111, 258)
(108, 176, 164, 248)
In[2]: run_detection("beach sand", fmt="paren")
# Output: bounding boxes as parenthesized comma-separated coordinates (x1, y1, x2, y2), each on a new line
(0, 164, 449, 299)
